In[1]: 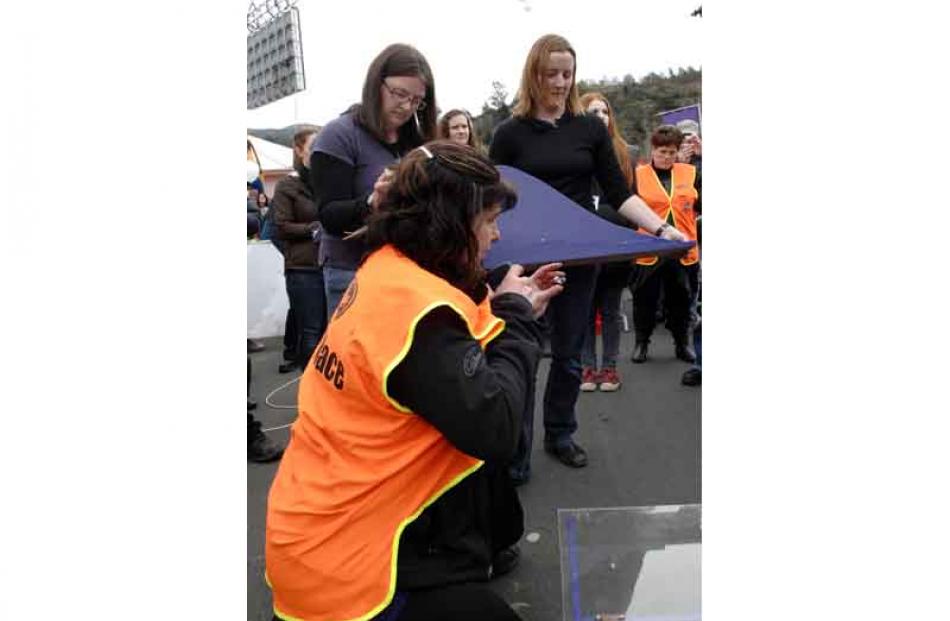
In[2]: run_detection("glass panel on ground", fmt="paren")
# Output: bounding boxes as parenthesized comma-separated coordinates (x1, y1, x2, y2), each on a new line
(557, 504, 701, 621)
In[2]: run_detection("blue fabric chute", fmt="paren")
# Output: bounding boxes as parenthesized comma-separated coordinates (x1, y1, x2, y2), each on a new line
(484, 166, 695, 269)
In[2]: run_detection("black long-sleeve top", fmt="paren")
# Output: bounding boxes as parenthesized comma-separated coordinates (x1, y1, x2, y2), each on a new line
(387, 291, 541, 589)
(489, 111, 632, 213)
(386, 292, 541, 464)
(308, 151, 375, 237)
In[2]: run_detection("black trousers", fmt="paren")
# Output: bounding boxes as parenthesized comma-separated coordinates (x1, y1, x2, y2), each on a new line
(248, 357, 261, 441)
(282, 307, 296, 362)
(631, 259, 699, 344)
(395, 585, 521, 621)
(273, 584, 521, 621)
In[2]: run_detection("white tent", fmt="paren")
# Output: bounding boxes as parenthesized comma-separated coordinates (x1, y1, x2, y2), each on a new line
(247, 134, 293, 172)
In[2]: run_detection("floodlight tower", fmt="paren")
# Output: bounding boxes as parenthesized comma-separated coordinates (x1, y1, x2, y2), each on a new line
(247, 0, 306, 110)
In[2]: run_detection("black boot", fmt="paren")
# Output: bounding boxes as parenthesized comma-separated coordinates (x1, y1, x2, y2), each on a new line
(248, 413, 284, 463)
(247, 338, 266, 353)
(249, 431, 284, 463)
(631, 340, 649, 363)
(490, 546, 521, 578)
(675, 341, 696, 363)
(544, 441, 589, 468)
(681, 367, 701, 386)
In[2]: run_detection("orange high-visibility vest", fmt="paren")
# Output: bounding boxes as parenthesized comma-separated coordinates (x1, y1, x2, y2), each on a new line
(266, 245, 506, 621)
(634, 163, 699, 266)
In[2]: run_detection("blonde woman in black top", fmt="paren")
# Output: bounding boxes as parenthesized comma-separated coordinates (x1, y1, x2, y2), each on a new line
(490, 34, 685, 482)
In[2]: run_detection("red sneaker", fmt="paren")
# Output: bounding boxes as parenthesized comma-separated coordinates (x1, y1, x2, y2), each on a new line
(580, 366, 598, 392)
(599, 368, 622, 392)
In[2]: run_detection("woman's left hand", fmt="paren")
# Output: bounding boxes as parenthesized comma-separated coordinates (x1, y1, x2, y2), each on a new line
(529, 262, 566, 291)
(660, 226, 688, 242)
(493, 263, 565, 318)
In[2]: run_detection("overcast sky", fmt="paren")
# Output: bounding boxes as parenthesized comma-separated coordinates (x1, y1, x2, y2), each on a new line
(246, 0, 702, 129)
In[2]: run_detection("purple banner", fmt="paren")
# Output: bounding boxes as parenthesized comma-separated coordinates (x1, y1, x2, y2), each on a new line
(658, 104, 701, 128)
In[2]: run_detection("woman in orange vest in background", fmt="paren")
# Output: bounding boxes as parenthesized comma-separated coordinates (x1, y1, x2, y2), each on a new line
(266, 141, 565, 621)
(630, 125, 701, 364)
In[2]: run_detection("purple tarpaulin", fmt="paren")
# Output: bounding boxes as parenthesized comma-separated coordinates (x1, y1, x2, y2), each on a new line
(484, 166, 694, 269)
(658, 104, 701, 128)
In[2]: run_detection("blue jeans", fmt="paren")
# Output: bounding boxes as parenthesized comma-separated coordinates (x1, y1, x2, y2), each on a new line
(285, 269, 328, 369)
(581, 264, 628, 370)
(510, 264, 599, 481)
(323, 265, 357, 319)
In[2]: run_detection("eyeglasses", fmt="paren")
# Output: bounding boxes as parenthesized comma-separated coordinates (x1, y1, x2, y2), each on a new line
(382, 80, 427, 111)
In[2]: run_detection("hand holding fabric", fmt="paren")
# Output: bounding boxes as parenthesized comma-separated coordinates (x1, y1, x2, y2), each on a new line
(492, 263, 565, 319)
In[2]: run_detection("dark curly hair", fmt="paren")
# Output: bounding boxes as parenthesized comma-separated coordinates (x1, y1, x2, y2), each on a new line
(651, 124, 685, 149)
(365, 140, 516, 296)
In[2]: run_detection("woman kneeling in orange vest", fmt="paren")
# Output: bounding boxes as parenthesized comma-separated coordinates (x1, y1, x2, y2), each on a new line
(266, 140, 565, 621)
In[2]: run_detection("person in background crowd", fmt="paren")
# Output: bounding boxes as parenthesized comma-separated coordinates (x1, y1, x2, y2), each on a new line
(677, 118, 702, 386)
(578, 91, 634, 393)
(439, 108, 484, 152)
(490, 34, 686, 482)
(675, 118, 702, 172)
(675, 118, 702, 330)
(267, 142, 562, 621)
(247, 187, 262, 239)
(629, 125, 701, 364)
(248, 139, 265, 194)
(248, 213, 283, 462)
(247, 173, 267, 354)
(310, 43, 438, 317)
(273, 125, 327, 373)
(257, 175, 299, 373)
(249, 357, 283, 462)
(681, 318, 701, 386)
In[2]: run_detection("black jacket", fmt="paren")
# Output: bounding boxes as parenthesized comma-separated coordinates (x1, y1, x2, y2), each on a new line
(387, 292, 542, 588)
(272, 167, 321, 270)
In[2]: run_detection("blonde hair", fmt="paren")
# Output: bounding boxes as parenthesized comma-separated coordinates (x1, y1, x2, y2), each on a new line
(580, 92, 633, 188)
(512, 34, 581, 119)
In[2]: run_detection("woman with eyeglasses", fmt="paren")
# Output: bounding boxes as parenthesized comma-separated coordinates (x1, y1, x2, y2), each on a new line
(309, 43, 438, 316)
(489, 34, 686, 483)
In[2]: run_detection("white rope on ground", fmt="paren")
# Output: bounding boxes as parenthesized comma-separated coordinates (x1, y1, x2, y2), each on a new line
(260, 374, 301, 432)
(262, 421, 295, 432)
(264, 374, 301, 409)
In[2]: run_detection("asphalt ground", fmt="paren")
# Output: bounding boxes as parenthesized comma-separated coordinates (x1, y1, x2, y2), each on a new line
(247, 293, 701, 621)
